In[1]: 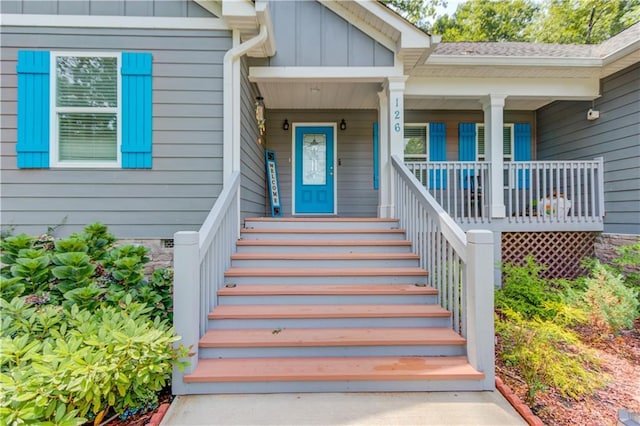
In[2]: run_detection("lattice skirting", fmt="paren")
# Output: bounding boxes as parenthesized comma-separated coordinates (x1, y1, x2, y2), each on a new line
(502, 232, 597, 279)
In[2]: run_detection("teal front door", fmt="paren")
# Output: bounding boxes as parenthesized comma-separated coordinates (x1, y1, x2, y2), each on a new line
(294, 125, 335, 214)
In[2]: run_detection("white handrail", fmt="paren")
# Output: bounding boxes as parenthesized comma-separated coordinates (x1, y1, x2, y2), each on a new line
(392, 155, 494, 390)
(172, 171, 240, 394)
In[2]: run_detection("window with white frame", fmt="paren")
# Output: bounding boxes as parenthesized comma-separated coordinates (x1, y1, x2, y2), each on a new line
(52, 53, 120, 166)
(476, 123, 513, 161)
(403, 124, 428, 161)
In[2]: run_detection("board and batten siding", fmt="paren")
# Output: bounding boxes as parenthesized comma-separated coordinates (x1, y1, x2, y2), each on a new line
(537, 63, 640, 235)
(240, 57, 267, 220)
(0, 25, 231, 238)
(268, 0, 393, 67)
(264, 110, 379, 217)
(0, 0, 212, 17)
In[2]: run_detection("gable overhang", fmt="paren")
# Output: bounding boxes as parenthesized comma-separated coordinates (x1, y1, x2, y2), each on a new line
(196, 0, 276, 57)
(317, 0, 438, 72)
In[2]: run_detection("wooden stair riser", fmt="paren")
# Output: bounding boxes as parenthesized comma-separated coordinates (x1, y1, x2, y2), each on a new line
(207, 316, 452, 329)
(240, 230, 407, 241)
(218, 293, 439, 305)
(235, 241, 413, 254)
(180, 379, 488, 394)
(230, 257, 420, 269)
(199, 345, 466, 358)
(244, 218, 400, 230)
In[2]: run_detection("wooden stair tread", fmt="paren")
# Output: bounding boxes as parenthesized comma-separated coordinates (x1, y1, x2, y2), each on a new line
(218, 284, 438, 296)
(200, 327, 465, 347)
(236, 240, 412, 246)
(224, 267, 428, 277)
(209, 304, 450, 319)
(230, 253, 420, 261)
(241, 228, 405, 234)
(184, 356, 484, 383)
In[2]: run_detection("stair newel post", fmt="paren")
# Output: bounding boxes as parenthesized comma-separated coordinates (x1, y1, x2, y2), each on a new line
(465, 230, 495, 390)
(172, 231, 200, 394)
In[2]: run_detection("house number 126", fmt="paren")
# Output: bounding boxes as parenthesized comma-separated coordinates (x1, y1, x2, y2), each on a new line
(393, 97, 401, 133)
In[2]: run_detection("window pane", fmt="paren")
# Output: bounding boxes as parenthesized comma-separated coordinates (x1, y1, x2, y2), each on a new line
(58, 113, 117, 161)
(404, 126, 427, 158)
(57, 56, 117, 108)
(477, 125, 485, 160)
(503, 126, 512, 156)
(302, 134, 326, 185)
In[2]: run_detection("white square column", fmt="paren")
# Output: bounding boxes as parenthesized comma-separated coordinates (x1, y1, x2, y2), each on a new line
(481, 95, 507, 218)
(378, 76, 407, 218)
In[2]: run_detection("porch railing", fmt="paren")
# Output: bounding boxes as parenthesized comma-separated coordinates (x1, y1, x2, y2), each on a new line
(405, 161, 490, 223)
(392, 155, 495, 390)
(504, 158, 605, 224)
(172, 171, 240, 393)
(405, 159, 605, 226)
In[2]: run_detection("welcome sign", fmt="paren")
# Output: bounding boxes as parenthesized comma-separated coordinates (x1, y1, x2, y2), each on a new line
(265, 150, 282, 217)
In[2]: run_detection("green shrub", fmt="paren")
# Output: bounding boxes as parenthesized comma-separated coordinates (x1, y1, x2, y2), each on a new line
(0, 297, 188, 425)
(0, 223, 184, 425)
(496, 256, 561, 320)
(611, 243, 640, 297)
(496, 308, 606, 402)
(580, 262, 639, 332)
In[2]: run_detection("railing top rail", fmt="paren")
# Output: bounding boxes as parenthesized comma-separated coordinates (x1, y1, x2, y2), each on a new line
(503, 160, 602, 166)
(198, 171, 241, 259)
(392, 155, 468, 260)
(404, 161, 490, 166)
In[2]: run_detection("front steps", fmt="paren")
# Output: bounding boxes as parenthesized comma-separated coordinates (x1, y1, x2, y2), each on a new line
(183, 217, 484, 393)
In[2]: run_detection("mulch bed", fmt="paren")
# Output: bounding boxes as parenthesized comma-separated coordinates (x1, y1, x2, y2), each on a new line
(496, 318, 640, 426)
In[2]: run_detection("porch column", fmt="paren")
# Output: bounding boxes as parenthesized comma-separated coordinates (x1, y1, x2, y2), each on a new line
(481, 95, 507, 218)
(379, 76, 407, 218)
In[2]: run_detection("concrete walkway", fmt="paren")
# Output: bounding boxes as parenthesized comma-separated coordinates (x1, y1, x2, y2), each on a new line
(161, 392, 526, 425)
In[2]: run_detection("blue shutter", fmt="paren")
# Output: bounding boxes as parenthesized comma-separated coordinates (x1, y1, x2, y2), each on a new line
(16, 51, 50, 168)
(458, 123, 476, 188)
(373, 122, 379, 190)
(514, 123, 531, 189)
(121, 52, 152, 168)
(428, 122, 447, 189)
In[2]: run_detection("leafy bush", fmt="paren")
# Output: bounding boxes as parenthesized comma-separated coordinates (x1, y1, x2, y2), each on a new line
(580, 262, 639, 332)
(610, 243, 640, 299)
(496, 308, 606, 402)
(0, 224, 184, 425)
(496, 256, 562, 320)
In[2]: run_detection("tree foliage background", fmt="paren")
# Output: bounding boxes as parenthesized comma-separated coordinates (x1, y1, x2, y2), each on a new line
(383, 0, 640, 44)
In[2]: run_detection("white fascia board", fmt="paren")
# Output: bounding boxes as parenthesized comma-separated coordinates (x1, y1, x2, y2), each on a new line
(426, 55, 602, 67)
(221, 0, 256, 18)
(0, 13, 229, 30)
(602, 38, 640, 66)
(317, 0, 397, 53)
(249, 66, 402, 83)
(405, 77, 600, 98)
(355, 0, 432, 49)
(255, 0, 276, 57)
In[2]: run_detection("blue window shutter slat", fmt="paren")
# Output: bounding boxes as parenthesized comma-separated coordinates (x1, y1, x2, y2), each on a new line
(121, 52, 152, 169)
(16, 50, 50, 168)
(428, 122, 446, 189)
(458, 123, 476, 188)
(514, 123, 531, 189)
(373, 122, 379, 190)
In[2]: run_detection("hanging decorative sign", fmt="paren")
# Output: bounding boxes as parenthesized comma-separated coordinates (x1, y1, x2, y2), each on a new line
(265, 150, 282, 217)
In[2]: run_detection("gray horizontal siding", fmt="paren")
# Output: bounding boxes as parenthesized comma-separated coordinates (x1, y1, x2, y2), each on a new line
(0, 0, 212, 17)
(0, 25, 231, 238)
(537, 63, 640, 234)
(240, 57, 267, 221)
(269, 0, 393, 67)
(264, 110, 379, 217)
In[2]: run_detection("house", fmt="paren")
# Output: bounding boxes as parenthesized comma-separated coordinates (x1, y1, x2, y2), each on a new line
(1, 0, 638, 395)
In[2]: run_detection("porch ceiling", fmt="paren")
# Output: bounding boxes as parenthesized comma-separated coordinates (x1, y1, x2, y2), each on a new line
(257, 81, 571, 111)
